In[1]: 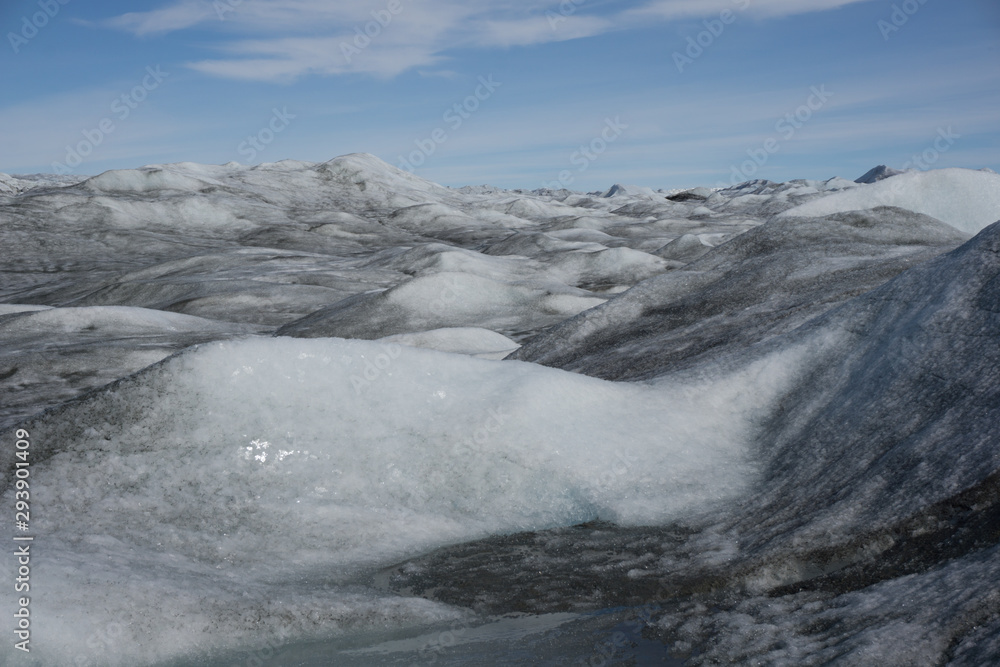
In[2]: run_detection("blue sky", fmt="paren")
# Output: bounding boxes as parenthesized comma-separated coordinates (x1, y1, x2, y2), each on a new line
(1, 0, 998, 190)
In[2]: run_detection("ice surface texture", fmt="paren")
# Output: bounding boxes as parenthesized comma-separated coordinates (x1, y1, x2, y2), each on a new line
(1, 155, 998, 665)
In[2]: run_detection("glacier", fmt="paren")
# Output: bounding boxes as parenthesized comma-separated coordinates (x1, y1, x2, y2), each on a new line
(0, 154, 998, 665)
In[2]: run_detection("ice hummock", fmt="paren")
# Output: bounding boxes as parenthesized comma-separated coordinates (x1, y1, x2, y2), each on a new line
(1, 153, 999, 665)
(780, 167, 1000, 234)
(1, 333, 812, 665)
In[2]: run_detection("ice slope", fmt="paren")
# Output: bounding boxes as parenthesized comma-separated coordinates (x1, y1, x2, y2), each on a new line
(274, 271, 607, 340)
(0, 334, 810, 666)
(2, 155, 998, 664)
(780, 167, 1000, 234)
(512, 206, 968, 379)
(0, 305, 262, 430)
(2, 152, 715, 428)
(648, 219, 1000, 665)
(61, 249, 406, 326)
(377, 327, 520, 359)
(378, 222, 1000, 666)
(730, 218, 1000, 561)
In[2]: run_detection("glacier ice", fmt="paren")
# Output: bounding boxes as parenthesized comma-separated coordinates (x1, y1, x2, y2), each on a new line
(1, 154, 998, 665)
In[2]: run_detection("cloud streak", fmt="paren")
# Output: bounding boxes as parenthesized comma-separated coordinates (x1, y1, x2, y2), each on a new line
(100, 0, 880, 82)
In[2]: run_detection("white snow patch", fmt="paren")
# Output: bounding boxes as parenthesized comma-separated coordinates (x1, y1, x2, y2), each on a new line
(779, 168, 1000, 234)
(378, 327, 520, 359)
(3, 335, 813, 665)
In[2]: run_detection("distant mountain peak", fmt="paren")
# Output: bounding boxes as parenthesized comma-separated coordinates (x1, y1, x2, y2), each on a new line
(855, 165, 905, 184)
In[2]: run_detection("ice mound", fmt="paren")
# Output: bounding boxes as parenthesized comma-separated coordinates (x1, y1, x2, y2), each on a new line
(0, 304, 245, 337)
(512, 206, 968, 379)
(378, 327, 520, 358)
(483, 231, 607, 257)
(315, 153, 459, 210)
(0, 304, 52, 316)
(66, 249, 398, 327)
(387, 202, 485, 233)
(653, 233, 717, 263)
(68, 193, 255, 233)
(363, 242, 535, 282)
(780, 168, 1000, 234)
(0, 173, 19, 195)
(275, 271, 607, 340)
(493, 196, 578, 221)
(602, 183, 659, 198)
(546, 246, 672, 289)
(0, 335, 809, 665)
(0, 306, 262, 430)
(81, 167, 222, 193)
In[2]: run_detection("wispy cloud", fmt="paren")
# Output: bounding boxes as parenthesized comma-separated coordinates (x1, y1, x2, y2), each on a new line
(104, 0, 217, 36)
(99, 0, 879, 82)
(627, 0, 874, 21)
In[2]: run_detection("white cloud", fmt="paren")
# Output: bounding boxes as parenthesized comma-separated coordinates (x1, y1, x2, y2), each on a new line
(627, 0, 875, 21)
(100, 0, 879, 82)
(104, 0, 216, 36)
